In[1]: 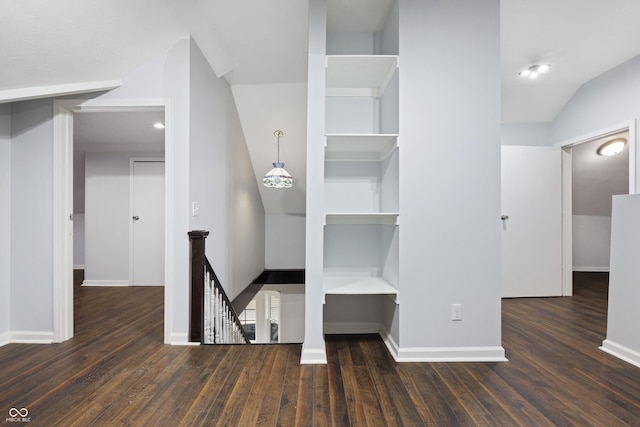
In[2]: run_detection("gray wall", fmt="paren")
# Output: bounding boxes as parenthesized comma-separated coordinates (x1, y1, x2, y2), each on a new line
(502, 122, 551, 146)
(0, 104, 10, 340)
(188, 39, 265, 301)
(398, 0, 502, 351)
(83, 152, 163, 284)
(265, 213, 305, 269)
(10, 99, 54, 335)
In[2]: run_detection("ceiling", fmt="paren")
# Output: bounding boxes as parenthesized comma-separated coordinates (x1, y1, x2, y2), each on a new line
(2, 1, 640, 214)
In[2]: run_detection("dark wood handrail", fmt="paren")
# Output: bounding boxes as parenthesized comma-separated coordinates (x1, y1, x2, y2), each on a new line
(189, 230, 208, 342)
(188, 230, 250, 344)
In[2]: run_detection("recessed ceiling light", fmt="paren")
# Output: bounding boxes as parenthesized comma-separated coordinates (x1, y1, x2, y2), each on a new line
(519, 64, 551, 79)
(153, 122, 165, 129)
(597, 138, 626, 156)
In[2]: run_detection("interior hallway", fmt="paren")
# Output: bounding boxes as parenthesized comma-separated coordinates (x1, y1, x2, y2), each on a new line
(1, 272, 639, 425)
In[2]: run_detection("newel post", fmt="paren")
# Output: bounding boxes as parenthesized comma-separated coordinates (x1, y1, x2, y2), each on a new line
(188, 230, 209, 342)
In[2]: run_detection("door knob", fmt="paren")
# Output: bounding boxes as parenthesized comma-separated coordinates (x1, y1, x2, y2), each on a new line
(133, 216, 140, 221)
(501, 215, 509, 220)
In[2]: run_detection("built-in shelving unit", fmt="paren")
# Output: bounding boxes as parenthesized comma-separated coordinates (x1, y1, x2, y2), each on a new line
(325, 55, 398, 97)
(325, 134, 398, 161)
(324, 212, 399, 225)
(321, 4, 400, 309)
(323, 276, 398, 302)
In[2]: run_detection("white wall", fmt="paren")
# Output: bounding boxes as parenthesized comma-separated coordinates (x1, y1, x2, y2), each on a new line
(572, 215, 611, 271)
(0, 104, 11, 341)
(265, 213, 305, 269)
(10, 99, 54, 337)
(262, 284, 305, 343)
(188, 39, 265, 301)
(398, 0, 503, 355)
(84, 153, 163, 284)
(303, 0, 329, 363)
(84, 153, 131, 284)
(502, 122, 551, 146)
(602, 194, 640, 367)
(73, 214, 85, 269)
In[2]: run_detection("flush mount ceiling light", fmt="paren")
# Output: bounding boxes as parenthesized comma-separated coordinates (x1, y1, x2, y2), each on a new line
(519, 64, 551, 80)
(597, 138, 627, 156)
(263, 130, 293, 189)
(153, 122, 165, 129)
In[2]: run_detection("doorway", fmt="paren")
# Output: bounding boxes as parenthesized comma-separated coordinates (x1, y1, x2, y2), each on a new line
(130, 159, 165, 286)
(559, 121, 636, 295)
(53, 100, 170, 343)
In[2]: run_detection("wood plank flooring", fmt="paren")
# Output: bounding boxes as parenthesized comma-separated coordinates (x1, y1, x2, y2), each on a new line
(2, 272, 640, 425)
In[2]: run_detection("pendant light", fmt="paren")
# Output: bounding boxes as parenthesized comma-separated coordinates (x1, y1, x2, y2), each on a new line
(263, 130, 293, 188)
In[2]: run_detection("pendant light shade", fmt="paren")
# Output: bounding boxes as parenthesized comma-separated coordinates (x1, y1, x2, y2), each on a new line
(263, 130, 293, 188)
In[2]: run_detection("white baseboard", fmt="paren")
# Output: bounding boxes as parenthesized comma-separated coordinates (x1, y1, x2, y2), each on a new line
(300, 347, 328, 365)
(600, 339, 640, 368)
(0, 331, 10, 347)
(82, 280, 129, 287)
(170, 333, 199, 345)
(378, 325, 506, 362)
(396, 345, 507, 362)
(9, 331, 54, 344)
(323, 321, 381, 335)
(573, 266, 610, 272)
(379, 326, 400, 361)
(131, 283, 165, 287)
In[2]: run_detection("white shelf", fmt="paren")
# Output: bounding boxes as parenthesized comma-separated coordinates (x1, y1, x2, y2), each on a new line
(326, 55, 398, 97)
(323, 276, 398, 303)
(325, 213, 399, 225)
(325, 134, 398, 161)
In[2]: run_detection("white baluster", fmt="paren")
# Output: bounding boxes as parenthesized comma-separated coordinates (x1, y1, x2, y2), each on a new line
(203, 270, 210, 344)
(214, 287, 221, 344)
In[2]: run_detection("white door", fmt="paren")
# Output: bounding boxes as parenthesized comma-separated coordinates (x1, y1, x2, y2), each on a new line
(501, 146, 562, 297)
(131, 160, 165, 286)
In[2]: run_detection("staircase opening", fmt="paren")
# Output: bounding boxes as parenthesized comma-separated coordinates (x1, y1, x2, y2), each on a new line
(238, 290, 281, 343)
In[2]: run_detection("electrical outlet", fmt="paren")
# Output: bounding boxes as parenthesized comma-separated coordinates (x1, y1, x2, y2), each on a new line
(192, 201, 200, 217)
(452, 304, 462, 321)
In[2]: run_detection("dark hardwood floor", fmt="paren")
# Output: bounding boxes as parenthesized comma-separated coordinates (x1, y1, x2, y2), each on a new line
(1, 272, 640, 426)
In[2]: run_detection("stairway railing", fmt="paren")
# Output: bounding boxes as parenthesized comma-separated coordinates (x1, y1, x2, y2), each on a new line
(188, 230, 250, 344)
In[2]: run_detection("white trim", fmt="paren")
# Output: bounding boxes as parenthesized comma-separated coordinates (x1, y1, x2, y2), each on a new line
(556, 120, 637, 297)
(53, 98, 173, 346)
(73, 265, 85, 270)
(323, 322, 381, 334)
(170, 333, 200, 345)
(53, 101, 76, 343)
(163, 102, 174, 345)
(0, 331, 9, 347)
(129, 158, 165, 287)
(379, 326, 400, 361)
(0, 80, 122, 104)
(82, 280, 130, 287)
(573, 266, 610, 272)
(600, 339, 640, 369)
(9, 331, 55, 344)
(395, 346, 508, 363)
(561, 148, 573, 296)
(300, 348, 328, 365)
